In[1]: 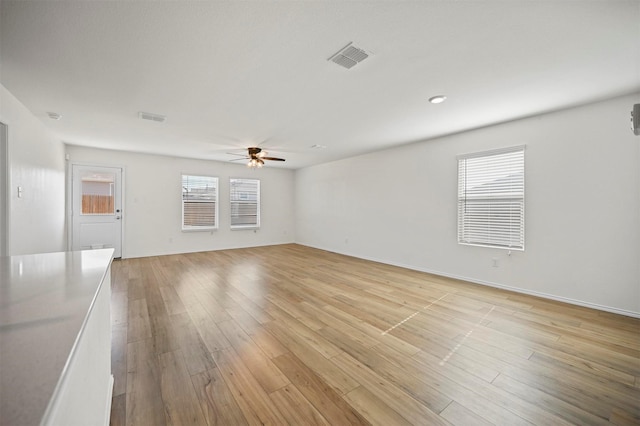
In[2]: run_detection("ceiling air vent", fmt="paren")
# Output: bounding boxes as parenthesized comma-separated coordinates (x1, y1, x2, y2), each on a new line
(328, 42, 369, 69)
(138, 111, 166, 123)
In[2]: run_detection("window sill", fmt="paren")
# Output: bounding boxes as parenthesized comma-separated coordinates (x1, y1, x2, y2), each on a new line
(458, 241, 524, 251)
(182, 227, 218, 232)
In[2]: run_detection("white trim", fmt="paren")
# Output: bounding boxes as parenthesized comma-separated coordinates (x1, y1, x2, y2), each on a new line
(122, 241, 294, 259)
(458, 241, 525, 252)
(298, 243, 640, 319)
(457, 144, 526, 160)
(0, 121, 8, 256)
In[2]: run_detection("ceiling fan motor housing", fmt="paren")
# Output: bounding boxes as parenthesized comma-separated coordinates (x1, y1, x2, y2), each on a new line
(248, 147, 262, 158)
(243, 146, 285, 164)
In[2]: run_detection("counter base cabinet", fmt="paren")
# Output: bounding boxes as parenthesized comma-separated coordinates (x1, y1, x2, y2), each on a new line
(43, 266, 113, 426)
(0, 249, 115, 426)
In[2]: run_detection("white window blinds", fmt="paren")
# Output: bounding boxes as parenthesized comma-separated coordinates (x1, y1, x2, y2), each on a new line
(230, 178, 260, 229)
(182, 175, 218, 230)
(457, 146, 525, 250)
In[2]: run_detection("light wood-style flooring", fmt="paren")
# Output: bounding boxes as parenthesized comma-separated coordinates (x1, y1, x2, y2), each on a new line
(109, 244, 640, 426)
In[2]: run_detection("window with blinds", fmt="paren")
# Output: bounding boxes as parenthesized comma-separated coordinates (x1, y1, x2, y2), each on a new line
(182, 175, 218, 231)
(457, 146, 525, 250)
(230, 178, 260, 229)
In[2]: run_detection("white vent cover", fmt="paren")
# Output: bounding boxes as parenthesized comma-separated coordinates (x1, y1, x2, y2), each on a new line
(138, 111, 166, 123)
(328, 42, 369, 69)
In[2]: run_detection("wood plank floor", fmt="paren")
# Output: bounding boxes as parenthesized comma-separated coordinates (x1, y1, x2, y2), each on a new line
(109, 244, 640, 426)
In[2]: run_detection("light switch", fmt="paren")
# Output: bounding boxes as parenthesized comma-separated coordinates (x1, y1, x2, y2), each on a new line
(17, 186, 23, 198)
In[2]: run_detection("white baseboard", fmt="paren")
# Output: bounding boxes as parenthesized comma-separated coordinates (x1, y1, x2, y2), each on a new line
(122, 240, 296, 259)
(298, 243, 640, 319)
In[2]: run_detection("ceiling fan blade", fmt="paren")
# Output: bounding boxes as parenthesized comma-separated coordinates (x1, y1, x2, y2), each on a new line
(229, 157, 248, 162)
(226, 152, 247, 157)
(262, 156, 285, 161)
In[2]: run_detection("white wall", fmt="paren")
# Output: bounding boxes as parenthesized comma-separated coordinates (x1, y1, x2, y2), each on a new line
(66, 145, 295, 258)
(0, 84, 67, 255)
(295, 94, 640, 316)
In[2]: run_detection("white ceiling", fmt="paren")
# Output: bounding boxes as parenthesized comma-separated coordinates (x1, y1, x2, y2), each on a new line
(1, 1, 639, 169)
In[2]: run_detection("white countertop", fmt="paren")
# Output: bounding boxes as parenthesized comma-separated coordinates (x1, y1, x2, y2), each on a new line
(0, 249, 114, 426)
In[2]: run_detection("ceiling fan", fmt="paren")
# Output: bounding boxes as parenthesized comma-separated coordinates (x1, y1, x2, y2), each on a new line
(228, 147, 286, 168)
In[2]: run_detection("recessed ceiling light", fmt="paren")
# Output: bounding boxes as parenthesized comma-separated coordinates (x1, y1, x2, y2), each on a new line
(428, 95, 447, 104)
(47, 111, 62, 120)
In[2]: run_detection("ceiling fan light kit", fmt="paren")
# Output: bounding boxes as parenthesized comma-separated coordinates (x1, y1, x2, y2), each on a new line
(248, 158, 264, 168)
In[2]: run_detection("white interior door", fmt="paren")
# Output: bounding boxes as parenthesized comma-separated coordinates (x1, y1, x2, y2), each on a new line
(72, 165, 123, 258)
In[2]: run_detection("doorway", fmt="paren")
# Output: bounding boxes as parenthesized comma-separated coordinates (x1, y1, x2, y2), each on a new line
(71, 164, 123, 258)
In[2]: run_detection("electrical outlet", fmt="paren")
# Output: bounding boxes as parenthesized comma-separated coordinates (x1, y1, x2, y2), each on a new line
(492, 258, 499, 267)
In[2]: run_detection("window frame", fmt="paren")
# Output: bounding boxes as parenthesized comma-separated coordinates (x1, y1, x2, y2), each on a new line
(181, 174, 219, 232)
(229, 177, 260, 230)
(457, 145, 525, 251)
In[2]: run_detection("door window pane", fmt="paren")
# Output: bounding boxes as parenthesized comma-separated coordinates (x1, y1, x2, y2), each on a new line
(81, 172, 115, 215)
